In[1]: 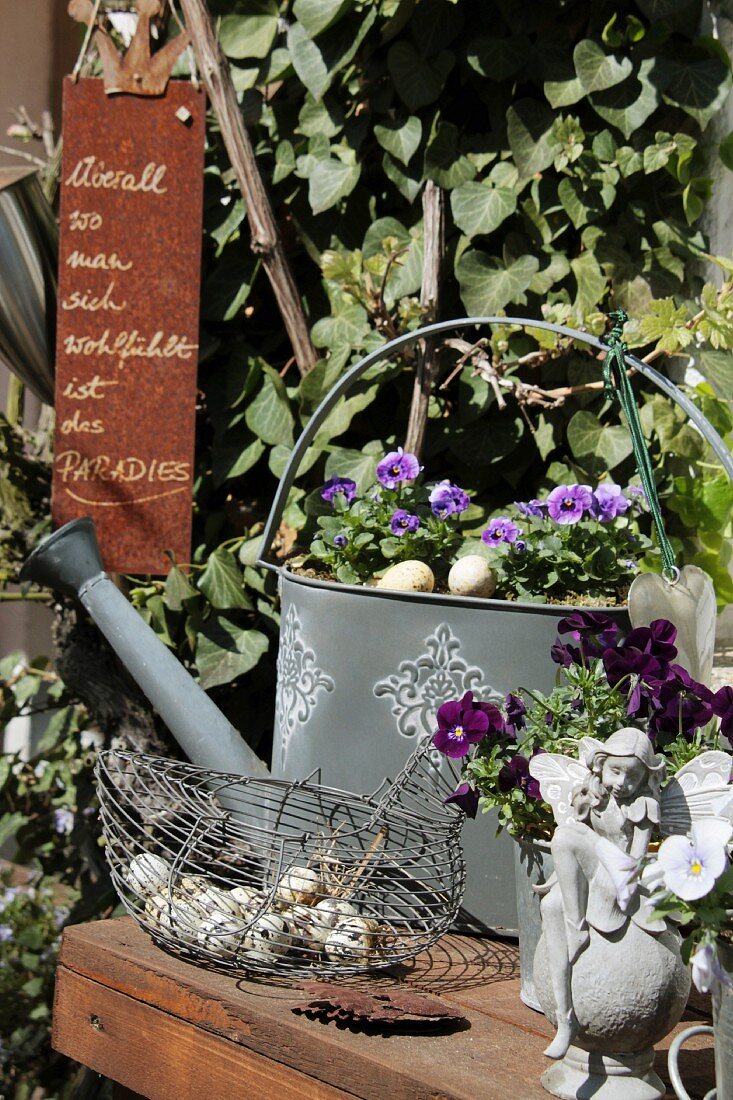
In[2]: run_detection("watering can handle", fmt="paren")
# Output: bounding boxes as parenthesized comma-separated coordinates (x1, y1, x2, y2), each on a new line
(257, 315, 733, 571)
(667, 1024, 716, 1100)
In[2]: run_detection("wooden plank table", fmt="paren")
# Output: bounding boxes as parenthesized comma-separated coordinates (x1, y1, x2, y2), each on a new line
(53, 917, 716, 1100)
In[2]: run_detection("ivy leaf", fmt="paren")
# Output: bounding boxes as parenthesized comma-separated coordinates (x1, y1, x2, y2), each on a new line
(570, 250, 607, 317)
(198, 549, 253, 610)
(567, 410, 634, 471)
(544, 77, 585, 108)
(382, 153, 422, 202)
(466, 35, 528, 80)
(311, 302, 370, 350)
(699, 349, 733, 399)
(293, 0, 353, 38)
(589, 59, 661, 138)
(308, 158, 361, 213)
(287, 20, 330, 99)
(506, 100, 561, 178)
(374, 117, 422, 165)
(324, 445, 380, 489)
(245, 367, 295, 446)
(450, 182, 516, 236)
(636, 298, 694, 354)
(663, 59, 732, 127)
(202, 245, 259, 321)
(165, 565, 198, 612)
(212, 436, 266, 487)
(412, 0, 464, 56)
(573, 39, 633, 93)
(219, 2, 278, 60)
(195, 618, 268, 690)
(387, 42, 455, 110)
(423, 121, 475, 188)
(456, 250, 539, 314)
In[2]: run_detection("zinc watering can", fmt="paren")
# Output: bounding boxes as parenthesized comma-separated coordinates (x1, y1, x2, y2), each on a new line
(19, 517, 270, 778)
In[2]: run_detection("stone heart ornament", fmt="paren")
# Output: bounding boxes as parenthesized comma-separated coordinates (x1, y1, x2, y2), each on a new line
(628, 566, 716, 686)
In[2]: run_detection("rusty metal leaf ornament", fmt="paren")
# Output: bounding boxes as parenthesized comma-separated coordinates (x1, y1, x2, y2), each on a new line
(293, 981, 466, 1029)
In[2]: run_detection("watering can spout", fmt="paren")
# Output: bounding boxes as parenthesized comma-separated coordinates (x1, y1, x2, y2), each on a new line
(20, 519, 270, 779)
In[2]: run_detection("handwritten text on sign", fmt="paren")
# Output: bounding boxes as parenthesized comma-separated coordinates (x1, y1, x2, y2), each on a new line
(52, 77, 205, 574)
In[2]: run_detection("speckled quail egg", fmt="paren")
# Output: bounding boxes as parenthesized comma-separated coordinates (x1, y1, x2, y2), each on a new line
(197, 910, 243, 956)
(230, 885, 267, 917)
(309, 898, 359, 948)
(324, 917, 378, 963)
(375, 560, 435, 593)
(144, 893, 200, 941)
(281, 903, 316, 949)
(182, 881, 242, 920)
(275, 865, 321, 906)
(126, 853, 171, 897)
(448, 555, 497, 599)
(242, 912, 290, 962)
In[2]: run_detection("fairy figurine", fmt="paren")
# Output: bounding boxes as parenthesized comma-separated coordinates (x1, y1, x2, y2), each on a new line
(529, 729, 733, 1060)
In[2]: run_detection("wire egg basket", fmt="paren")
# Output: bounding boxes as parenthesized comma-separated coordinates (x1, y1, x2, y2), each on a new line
(96, 738, 466, 978)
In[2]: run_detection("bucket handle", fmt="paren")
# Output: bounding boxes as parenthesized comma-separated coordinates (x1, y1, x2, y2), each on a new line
(257, 316, 733, 571)
(667, 1024, 716, 1100)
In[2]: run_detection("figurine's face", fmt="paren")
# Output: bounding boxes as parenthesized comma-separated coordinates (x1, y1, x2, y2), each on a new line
(601, 755, 647, 799)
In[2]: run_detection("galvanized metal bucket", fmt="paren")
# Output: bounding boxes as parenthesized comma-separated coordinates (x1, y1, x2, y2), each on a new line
(0, 167, 57, 405)
(259, 317, 733, 932)
(668, 942, 733, 1100)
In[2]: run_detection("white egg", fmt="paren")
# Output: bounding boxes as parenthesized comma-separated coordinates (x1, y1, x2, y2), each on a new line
(448, 555, 497, 599)
(324, 917, 376, 963)
(230, 885, 267, 917)
(275, 866, 321, 906)
(126, 853, 171, 897)
(309, 898, 359, 947)
(181, 881, 241, 920)
(282, 903, 316, 949)
(375, 560, 435, 593)
(243, 912, 290, 961)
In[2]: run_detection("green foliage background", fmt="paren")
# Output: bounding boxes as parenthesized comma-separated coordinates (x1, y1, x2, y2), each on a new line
(2, 0, 733, 1093)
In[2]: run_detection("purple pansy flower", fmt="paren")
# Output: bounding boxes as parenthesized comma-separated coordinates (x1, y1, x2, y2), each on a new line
(497, 753, 542, 799)
(603, 645, 665, 717)
(623, 619, 678, 665)
(546, 484, 593, 524)
(389, 509, 421, 536)
(649, 665, 714, 740)
(444, 782, 480, 818)
(53, 807, 74, 836)
(591, 483, 630, 522)
(713, 686, 733, 744)
(429, 480, 470, 518)
(432, 692, 490, 759)
(551, 640, 573, 668)
(505, 693, 527, 738)
(321, 476, 357, 506)
(515, 499, 545, 519)
(376, 447, 421, 489)
(481, 517, 523, 545)
(513, 539, 527, 553)
(333, 533, 348, 549)
(558, 611, 621, 664)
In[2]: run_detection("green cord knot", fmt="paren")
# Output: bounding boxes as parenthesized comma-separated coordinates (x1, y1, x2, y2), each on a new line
(601, 310, 678, 581)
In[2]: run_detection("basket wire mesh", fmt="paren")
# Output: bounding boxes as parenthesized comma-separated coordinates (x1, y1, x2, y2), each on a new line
(96, 738, 466, 978)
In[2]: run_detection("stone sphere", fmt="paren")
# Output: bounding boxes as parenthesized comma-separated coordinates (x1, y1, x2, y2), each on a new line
(534, 923, 690, 1052)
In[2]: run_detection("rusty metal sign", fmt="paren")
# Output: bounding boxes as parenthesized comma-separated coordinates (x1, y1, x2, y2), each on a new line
(52, 76, 205, 575)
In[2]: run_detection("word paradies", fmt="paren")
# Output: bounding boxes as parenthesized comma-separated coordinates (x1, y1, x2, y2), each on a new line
(52, 76, 205, 574)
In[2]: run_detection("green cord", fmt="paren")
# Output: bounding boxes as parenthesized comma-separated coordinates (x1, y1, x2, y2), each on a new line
(602, 309, 678, 581)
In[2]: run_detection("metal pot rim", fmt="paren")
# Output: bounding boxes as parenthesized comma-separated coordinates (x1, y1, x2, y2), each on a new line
(280, 564, 629, 617)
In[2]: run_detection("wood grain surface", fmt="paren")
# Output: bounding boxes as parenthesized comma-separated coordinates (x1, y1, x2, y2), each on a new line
(53, 917, 716, 1100)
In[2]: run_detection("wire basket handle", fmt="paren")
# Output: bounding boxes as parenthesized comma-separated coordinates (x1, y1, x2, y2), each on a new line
(258, 316, 733, 571)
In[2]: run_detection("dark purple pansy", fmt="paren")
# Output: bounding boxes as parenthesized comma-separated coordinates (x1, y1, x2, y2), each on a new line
(498, 753, 542, 799)
(591, 483, 630, 522)
(649, 665, 714, 740)
(505, 693, 527, 738)
(333, 533, 348, 549)
(603, 645, 664, 716)
(444, 782, 480, 818)
(513, 540, 527, 553)
(551, 640, 574, 668)
(429, 480, 470, 518)
(465, 692, 506, 736)
(389, 509, 420, 536)
(558, 611, 621, 663)
(515, 499, 546, 519)
(481, 517, 523, 545)
(713, 686, 733, 744)
(546, 484, 593, 524)
(376, 448, 421, 489)
(623, 619, 678, 665)
(432, 692, 490, 758)
(321, 476, 357, 505)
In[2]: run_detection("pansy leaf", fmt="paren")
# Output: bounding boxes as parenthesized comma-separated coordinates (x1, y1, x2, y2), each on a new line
(450, 182, 516, 237)
(456, 250, 539, 314)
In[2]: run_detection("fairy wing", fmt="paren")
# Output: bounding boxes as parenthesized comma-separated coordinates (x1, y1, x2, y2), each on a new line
(659, 750, 733, 837)
(528, 753, 589, 826)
